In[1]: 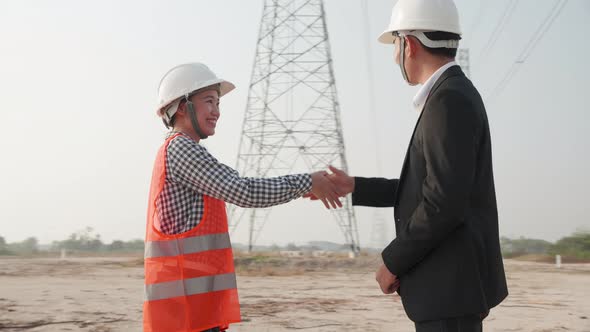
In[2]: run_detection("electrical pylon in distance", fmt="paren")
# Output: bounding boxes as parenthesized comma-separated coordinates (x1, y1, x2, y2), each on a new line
(457, 48, 471, 78)
(231, 0, 360, 255)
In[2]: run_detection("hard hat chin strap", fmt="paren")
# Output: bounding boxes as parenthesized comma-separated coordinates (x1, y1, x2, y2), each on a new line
(186, 100, 208, 140)
(399, 36, 417, 86)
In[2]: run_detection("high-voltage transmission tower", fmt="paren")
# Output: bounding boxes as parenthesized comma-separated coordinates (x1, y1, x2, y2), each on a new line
(361, 0, 389, 249)
(457, 48, 471, 78)
(231, 0, 360, 254)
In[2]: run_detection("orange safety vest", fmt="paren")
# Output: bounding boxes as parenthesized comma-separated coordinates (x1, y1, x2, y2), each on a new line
(143, 134, 241, 332)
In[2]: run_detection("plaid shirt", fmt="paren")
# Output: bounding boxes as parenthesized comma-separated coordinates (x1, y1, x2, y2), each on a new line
(156, 132, 312, 235)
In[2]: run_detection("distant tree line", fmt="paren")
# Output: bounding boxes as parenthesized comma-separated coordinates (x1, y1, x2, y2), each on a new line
(49, 227, 143, 252)
(0, 227, 143, 255)
(500, 237, 553, 256)
(547, 230, 590, 259)
(1, 228, 589, 259)
(0, 236, 39, 255)
(500, 229, 590, 259)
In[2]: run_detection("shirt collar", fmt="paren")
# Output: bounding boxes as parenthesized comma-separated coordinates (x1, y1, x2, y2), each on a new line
(412, 61, 457, 112)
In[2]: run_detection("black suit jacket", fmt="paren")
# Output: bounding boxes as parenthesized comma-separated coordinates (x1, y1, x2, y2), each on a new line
(352, 66, 508, 322)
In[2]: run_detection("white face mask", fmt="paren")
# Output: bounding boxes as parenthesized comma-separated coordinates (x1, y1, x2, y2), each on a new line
(394, 33, 417, 86)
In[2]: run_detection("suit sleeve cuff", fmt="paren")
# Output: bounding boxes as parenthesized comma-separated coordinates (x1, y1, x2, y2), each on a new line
(351, 177, 368, 205)
(381, 242, 402, 277)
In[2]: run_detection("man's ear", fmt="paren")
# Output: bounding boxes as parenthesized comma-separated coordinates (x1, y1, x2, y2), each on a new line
(405, 36, 420, 58)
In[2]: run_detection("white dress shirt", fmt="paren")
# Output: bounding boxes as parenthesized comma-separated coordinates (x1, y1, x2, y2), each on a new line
(412, 61, 457, 113)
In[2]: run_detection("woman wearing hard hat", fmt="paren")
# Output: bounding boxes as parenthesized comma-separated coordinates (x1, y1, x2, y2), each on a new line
(313, 0, 508, 331)
(143, 62, 341, 332)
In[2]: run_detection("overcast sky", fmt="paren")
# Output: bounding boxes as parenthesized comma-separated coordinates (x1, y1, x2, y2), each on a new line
(1, 0, 588, 247)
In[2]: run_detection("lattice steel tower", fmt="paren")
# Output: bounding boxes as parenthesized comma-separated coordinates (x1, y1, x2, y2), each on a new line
(457, 48, 471, 78)
(231, 0, 360, 254)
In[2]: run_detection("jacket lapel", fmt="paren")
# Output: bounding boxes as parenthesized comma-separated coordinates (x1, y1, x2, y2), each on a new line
(394, 65, 465, 206)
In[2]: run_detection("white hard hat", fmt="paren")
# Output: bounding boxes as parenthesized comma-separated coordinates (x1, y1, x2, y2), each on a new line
(378, 0, 462, 44)
(156, 63, 235, 120)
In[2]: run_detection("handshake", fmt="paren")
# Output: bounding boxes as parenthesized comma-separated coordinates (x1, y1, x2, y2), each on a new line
(306, 165, 354, 209)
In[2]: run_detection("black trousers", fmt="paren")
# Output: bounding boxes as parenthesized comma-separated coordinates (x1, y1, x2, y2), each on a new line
(415, 314, 482, 332)
(201, 328, 221, 332)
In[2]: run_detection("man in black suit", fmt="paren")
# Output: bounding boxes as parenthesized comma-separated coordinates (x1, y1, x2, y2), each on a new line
(314, 0, 508, 330)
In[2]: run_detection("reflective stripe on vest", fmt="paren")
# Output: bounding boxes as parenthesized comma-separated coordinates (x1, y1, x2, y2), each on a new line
(145, 233, 231, 258)
(145, 272, 237, 301)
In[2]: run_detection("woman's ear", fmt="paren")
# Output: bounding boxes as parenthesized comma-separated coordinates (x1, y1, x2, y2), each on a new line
(176, 101, 186, 114)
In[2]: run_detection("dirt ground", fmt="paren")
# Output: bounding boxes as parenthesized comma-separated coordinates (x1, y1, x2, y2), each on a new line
(0, 254, 588, 332)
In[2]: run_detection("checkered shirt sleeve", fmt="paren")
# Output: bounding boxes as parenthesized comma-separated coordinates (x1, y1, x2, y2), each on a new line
(156, 133, 312, 235)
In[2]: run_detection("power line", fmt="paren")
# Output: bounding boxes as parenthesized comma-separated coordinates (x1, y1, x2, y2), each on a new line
(361, 0, 389, 249)
(518, 0, 568, 63)
(360, 0, 381, 174)
(487, 0, 569, 102)
(479, 0, 519, 59)
(466, 0, 488, 43)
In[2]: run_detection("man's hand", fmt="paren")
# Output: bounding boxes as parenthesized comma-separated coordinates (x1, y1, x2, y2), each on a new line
(376, 263, 399, 294)
(304, 166, 355, 206)
(310, 171, 342, 209)
(326, 165, 354, 196)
